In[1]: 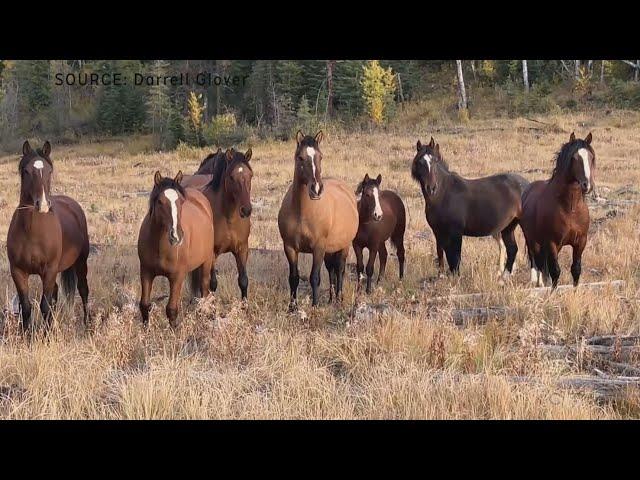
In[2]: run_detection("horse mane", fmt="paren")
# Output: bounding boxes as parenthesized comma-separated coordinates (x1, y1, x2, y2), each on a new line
(149, 177, 186, 214)
(18, 148, 52, 173)
(206, 150, 253, 192)
(550, 139, 594, 181)
(195, 150, 221, 174)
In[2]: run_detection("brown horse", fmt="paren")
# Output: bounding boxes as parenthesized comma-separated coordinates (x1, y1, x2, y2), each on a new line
(181, 148, 253, 299)
(411, 137, 530, 281)
(137, 171, 215, 327)
(7, 141, 90, 332)
(520, 132, 595, 288)
(353, 174, 406, 294)
(278, 131, 359, 310)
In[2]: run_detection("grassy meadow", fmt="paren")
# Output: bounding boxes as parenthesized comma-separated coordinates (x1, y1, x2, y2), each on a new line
(0, 109, 639, 419)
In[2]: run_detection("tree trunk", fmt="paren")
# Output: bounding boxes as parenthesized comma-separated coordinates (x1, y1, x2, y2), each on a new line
(470, 60, 477, 80)
(455, 60, 467, 110)
(522, 60, 530, 93)
(575, 60, 581, 79)
(326, 60, 335, 119)
(636, 61, 639, 82)
(600, 60, 606, 84)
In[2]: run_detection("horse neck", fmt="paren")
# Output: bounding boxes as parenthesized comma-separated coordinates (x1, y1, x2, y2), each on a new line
(548, 172, 585, 211)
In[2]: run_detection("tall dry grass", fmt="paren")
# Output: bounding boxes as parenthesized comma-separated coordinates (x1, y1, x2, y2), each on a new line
(0, 110, 638, 419)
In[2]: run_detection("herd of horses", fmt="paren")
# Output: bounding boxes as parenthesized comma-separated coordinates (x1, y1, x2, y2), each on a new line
(6, 130, 596, 332)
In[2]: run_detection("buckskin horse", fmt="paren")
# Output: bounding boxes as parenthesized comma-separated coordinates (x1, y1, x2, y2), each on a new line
(137, 171, 215, 327)
(353, 173, 406, 293)
(411, 137, 530, 281)
(278, 131, 359, 310)
(520, 132, 595, 288)
(7, 141, 91, 332)
(181, 148, 253, 300)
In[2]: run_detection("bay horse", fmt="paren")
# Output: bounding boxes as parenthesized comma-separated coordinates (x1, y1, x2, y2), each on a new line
(411, 137, 530, 281)
(520, 132, 595, 288)
(137, 171, 215, 327)
(7, 141, 90, 332)
(278, 131, 359, 310)
(181, 148, 253, 300)
(353, 173, 406, 294)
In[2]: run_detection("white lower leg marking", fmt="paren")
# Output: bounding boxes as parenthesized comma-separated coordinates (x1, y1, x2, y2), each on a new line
(578, 148, 591, 191)
(373, 187, 383, 219)
(530, 267, 538, 284)
(164, 189, 179, 241)
(496, 238, 506, 276)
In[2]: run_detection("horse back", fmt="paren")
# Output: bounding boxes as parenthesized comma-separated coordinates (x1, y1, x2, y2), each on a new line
(180, 174, 212, 191)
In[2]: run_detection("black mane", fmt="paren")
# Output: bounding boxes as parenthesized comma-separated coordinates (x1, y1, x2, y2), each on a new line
(149, 177, 186, 213)
(206, 150, 253, 192)
(551, 139, 594, 180)
(18, 148, 52, 173)
(195, 149, 222, 174)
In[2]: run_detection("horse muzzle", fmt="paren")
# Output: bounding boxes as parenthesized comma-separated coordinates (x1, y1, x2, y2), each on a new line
(308, 182, 324, 200)
(169, 229, 182, 246)
(239, 205, 252, 218)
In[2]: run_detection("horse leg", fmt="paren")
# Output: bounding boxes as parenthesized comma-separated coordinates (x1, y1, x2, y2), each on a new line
(377, 242, 388, 283)
(310, 248, 324, 307)
(75, 256, 91, 327)
(284, 245, 299, 312)
(210, 267, 218, 293)
(234, 246, 249, 301)
(493, 233, 506, 280)
(571, 238, 586, 287)
(201, 257, 213, 299)
(392, 231, 405, 279)
(335, 247, 349, 303)
(353, 243, 364, 292)
(324, 252, 337, 303)
(365, 244, 378, 294)
(11, 268, 32, 333)
(40, 269, 58, 332)
(166, 273, 185, 328)
(436, 240, 445, 277)
(499, 221, 519, 284)
(444, 234, 463, 275)
(546, 242, 561, 289)
(139, 270, 154, 327)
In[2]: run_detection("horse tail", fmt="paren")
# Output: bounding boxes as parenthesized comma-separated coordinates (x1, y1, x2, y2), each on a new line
(60, 267, 77, 307)
(188, 267, 203, 299)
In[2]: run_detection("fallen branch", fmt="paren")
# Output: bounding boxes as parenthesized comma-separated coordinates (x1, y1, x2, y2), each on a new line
(432, 280, 626, 303)
(509, 374, 640, 401)
(539, 343, 640, 363)
(452, 306, 514, 326)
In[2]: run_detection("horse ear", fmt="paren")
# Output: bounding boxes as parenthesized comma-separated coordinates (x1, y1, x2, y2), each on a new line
(364, 173, 370, 183)
(585, 132, 592, 145)
(23, 141, 32, 156)
(570, 132, 576, 142)
(244, 148, 252, 161)
(315, 130, 324, 145)
(429, 137, 435, 148)
(225, 148, 234, 162)
(216, 147, 222, 155)
(376, 174, 382, 186)
(434, 143, 440, 156)
(296, 130, 304, 145)
(174, 170, 183, 185)
(42, 141, 51, 158)
(154, 171, 162, 186)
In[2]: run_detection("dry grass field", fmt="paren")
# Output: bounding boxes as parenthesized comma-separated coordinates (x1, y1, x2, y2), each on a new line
(0, 109, 639, 419)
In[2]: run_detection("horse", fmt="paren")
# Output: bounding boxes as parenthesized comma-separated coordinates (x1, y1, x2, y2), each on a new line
(411, 137, 530, 281)
(7, 141, 91, 332)
(137, 171, 215, 327)
(278, 131, 359, 310)
(353, 173, 406, 294)
(520, 132, 595, 289)
(181, 148, 253, 300)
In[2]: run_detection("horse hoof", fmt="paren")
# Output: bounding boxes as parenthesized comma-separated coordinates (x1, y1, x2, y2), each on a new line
(287, 302, 298, 313)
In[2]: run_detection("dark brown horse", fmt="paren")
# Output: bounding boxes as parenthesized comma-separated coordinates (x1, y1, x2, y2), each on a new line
(353, 174, 406, 293)
(520, 132, 595, 288)
(278, 131, 359, 310)
(7, 141, 90, 332)
(138, 171, 215, 327)
(411, 137, 530, 281)
(181, 148, 253, 299)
